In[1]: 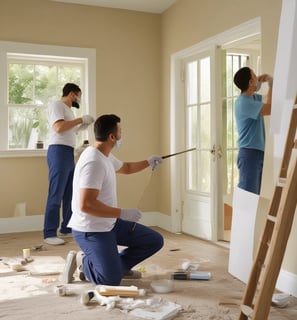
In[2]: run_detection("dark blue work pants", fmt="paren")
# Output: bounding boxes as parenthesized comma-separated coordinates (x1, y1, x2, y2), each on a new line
(72, 219, 164, 285)
(43, 145, 74, 238)
(237, 148, 264, 195)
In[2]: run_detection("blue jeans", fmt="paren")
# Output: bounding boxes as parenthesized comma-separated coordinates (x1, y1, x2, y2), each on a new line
(72, 219, 164, 285)
(237, 148, 264, 195)
(43, 145, 75, 238)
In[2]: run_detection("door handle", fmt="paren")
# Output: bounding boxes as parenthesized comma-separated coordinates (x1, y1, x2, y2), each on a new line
(210, 144, 223, 159)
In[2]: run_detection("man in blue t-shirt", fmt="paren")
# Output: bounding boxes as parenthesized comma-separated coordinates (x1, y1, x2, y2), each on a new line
(233, 67, 273, 194)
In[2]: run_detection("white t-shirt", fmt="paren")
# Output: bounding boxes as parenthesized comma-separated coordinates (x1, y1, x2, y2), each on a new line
(68, 146, 123, 232)
(47, 100, 77, 148)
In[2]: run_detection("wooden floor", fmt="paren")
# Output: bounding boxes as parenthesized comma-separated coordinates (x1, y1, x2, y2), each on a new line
(1, 228, 297, 320)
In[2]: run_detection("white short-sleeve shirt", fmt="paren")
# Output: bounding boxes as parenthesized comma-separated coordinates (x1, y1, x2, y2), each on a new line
(47, 100, 77, 148)
(68, 146, 123, 232)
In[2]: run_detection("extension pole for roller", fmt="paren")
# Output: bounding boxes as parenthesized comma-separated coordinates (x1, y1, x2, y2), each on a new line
(162, 147, 196, 159)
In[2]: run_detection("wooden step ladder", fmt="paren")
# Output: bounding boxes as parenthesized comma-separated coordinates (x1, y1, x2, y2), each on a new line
(238, 96, 297, 320)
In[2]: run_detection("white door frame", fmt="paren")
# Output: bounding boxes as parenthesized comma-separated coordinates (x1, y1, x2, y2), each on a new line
(169, 17, 261, 239)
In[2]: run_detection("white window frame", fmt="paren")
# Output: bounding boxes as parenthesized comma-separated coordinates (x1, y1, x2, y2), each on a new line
(0, 41, 96, 158)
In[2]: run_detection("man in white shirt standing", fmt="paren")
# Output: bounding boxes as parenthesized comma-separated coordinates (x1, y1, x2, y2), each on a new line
(43, 83, 94, 245)
(62, 114, 164, 285)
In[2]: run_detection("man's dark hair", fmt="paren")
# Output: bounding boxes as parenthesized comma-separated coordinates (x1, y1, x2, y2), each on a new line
(62, 83, 81, 97)
(233, 67, 251, 92)
(94, 114, 121, 142)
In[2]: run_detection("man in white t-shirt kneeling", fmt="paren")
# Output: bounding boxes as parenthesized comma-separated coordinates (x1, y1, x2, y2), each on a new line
(60, 114, 164, 285)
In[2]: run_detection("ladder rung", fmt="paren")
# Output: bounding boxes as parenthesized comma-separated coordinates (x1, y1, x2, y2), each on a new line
(277, 178, 287, 187)
(267, 215, 277, 223)
(241, 305, 253, 317)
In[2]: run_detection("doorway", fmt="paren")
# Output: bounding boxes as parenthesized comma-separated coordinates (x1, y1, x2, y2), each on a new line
(170, 18, 261, 242)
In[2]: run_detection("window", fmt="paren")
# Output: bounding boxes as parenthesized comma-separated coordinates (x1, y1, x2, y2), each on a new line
(0, 41, 96, 157)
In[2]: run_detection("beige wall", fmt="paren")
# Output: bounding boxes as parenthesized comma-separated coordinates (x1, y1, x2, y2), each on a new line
(0, 0, 162, 217)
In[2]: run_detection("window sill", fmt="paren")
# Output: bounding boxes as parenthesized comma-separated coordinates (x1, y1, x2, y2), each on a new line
(0, 149, 47, 158)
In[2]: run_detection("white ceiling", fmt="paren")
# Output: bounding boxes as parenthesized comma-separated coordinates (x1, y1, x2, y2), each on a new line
(50, 0, 177, 13)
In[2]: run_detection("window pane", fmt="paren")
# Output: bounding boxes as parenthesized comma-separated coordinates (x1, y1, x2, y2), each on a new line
(200, 103, 210, 149)
(199, 57, 210, 103)
(186, 61, 197, 105)
(186, 106, 197, 191)
(35, 65, 58, 105)
(8, 107, 48, 149)
(186, 105, 197, 148)
(8, 64, 34, 104)
(58, 66, 82, 91)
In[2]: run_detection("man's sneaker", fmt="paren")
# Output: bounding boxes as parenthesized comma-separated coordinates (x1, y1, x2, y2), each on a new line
(76, 251, 86, 281)
(59, 250, 77, 283)
(123, 270, 142, 279)
(44, 237, 65, 245)
(58, 232, 73, 238)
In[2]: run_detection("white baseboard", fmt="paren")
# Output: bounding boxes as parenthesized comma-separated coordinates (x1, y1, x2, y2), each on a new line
(140, 211, 173, 232)
(0, 215, 44, 233)
(277, 268, 297, 297)
(0, 211, 172, 234)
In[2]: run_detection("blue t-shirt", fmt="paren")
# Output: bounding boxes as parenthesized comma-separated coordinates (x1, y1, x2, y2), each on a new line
(235, 93, 265, 151)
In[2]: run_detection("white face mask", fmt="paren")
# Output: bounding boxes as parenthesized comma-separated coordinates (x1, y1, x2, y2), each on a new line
(76, 96, 81, 104)
(115, 139, 122, 149)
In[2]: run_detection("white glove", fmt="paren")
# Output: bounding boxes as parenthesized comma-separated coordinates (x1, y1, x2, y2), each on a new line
(82, 114, 94, 125)
(120, 208, 142, 222)
(147, 155, 163, 170)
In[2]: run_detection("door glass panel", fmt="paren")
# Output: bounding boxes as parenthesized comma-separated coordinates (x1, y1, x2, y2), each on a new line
(186, 106, 197, 191)
(200, 103, 211, 149)
(185, 55, 211, 195)
(186, 61, 197, 105)
(200, 57, 210, 102)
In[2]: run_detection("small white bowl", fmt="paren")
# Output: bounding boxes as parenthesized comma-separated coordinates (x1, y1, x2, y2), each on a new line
(150, 279, 174, 293)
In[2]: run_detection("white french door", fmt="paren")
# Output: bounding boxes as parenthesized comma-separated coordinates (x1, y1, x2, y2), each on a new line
(180, 49, 222, 241)
(169, 18, 261, 242)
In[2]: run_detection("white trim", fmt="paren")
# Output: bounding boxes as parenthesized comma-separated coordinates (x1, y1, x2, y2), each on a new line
(277, 269, 297, 297)
(171, 17, 260, 59)
(0, 215, 44, 233)
(0, 211, 173, 234)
